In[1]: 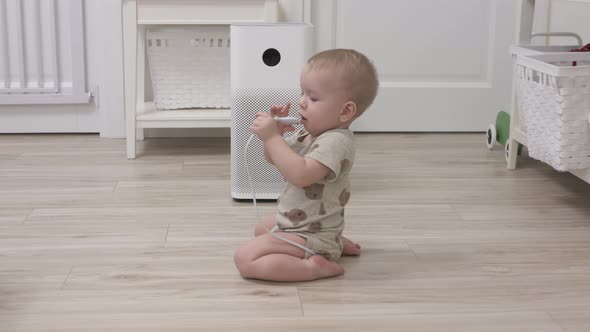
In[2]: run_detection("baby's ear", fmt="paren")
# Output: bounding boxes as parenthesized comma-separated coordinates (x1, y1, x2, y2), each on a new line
(340, 101, 357, 122)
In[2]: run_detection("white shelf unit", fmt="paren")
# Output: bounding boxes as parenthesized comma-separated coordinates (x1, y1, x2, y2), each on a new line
(136, 102, 231, 128)
(122, 0, 279, 159)
(506, 0, 590, 184)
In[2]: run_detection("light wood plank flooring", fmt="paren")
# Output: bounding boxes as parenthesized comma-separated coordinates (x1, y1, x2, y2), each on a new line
(1, 133, 590, 331)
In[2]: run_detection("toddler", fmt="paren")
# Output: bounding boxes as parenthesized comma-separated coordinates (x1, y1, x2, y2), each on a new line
(234, 49, 379, 282)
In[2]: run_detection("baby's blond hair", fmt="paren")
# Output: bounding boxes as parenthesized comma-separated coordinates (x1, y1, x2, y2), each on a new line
(306, 49, 379, 116)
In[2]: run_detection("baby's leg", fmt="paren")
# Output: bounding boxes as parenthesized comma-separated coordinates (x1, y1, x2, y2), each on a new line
(342, 236, 361, 256)
(234, 232, 344, 282)
(256, 216, 360, 256)
(254, 215, 277, 237)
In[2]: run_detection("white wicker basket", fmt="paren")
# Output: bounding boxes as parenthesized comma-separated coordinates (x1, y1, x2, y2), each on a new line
(516, 52, 590, 171)
(146, 26, 230, 110)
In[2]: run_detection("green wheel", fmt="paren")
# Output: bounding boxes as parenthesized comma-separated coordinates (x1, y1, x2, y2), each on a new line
(495, 111, 511, 146)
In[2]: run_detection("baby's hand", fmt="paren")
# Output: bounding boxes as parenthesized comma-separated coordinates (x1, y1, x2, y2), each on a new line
(270, 102, 290, 118)
(269, 103, 296, 135)
(250, 112, 280, 141)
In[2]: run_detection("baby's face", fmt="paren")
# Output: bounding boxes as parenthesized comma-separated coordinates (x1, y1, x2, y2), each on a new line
(298, 65, 350, 137)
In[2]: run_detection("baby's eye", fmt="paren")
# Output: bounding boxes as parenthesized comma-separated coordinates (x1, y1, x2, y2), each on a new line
(310, 97, 318, 102)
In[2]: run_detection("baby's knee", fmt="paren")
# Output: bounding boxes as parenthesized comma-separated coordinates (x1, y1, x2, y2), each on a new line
(233, 245, 254, 278)
(253, 223, 267, 237)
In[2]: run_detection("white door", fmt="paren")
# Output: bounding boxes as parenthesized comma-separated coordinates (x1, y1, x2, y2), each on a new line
(310, 0, 519, 132)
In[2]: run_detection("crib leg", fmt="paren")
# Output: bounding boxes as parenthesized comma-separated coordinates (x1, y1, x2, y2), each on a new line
(506, 138, 518, 169)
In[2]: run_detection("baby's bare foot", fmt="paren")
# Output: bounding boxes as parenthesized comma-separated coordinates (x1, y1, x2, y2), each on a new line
(342, 237, 361, 256)
(309, 255, 344, 279)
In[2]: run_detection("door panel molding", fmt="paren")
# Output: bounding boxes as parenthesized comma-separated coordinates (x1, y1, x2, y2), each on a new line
(311, 0, 517, 131)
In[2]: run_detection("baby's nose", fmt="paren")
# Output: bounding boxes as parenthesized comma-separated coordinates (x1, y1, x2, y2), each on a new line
(298, 96, 305, 109)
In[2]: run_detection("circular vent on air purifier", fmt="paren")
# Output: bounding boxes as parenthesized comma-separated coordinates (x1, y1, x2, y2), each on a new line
(262, 48, 281, 67)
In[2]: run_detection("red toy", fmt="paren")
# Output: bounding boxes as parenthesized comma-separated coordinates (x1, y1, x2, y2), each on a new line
(569, 43, 590, 66)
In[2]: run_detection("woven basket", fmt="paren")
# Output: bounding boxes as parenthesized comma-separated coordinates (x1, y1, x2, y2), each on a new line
(146, 26, 230, 110)
(516, 52, 590, 171)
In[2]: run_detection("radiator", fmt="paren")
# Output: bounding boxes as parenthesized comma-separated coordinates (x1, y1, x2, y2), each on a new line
(0, 0, 89, 104)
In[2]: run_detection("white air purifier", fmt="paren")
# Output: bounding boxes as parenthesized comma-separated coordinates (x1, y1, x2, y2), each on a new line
(231, 23, 313, 200)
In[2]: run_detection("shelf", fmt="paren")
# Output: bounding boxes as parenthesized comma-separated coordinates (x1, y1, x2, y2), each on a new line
(137, 19, 265, 25)
(124, 0, 278, 158)
(137, 0, 276, 25)
(136, 102, 231, 128)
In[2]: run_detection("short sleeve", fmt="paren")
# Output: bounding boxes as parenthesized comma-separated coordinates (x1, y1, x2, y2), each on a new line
(285, 128, 307, 148)
(304, 130, 354, 182)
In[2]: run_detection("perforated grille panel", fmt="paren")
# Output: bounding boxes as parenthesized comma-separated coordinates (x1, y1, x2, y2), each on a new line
(231, 88, 302, 199)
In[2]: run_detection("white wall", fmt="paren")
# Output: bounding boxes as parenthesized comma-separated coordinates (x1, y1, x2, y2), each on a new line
(0, 0, 124, 137)
(95, 0, 125, 138)
(2, 0, 587, 137)
(548, 0, 590, 44)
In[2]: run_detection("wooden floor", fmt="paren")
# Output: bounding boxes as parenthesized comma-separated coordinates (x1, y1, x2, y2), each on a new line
(2, 133, 590, 331)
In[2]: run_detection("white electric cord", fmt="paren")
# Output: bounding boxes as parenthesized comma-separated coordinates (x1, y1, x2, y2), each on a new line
(244, 118, 316, 256)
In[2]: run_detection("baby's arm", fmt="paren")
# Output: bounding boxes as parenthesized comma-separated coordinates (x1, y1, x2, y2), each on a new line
(251, 105, 323, 186)
(263, 103, 295, 166)
(263, 145, 274, 165)
(264, 135, 330, 187)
